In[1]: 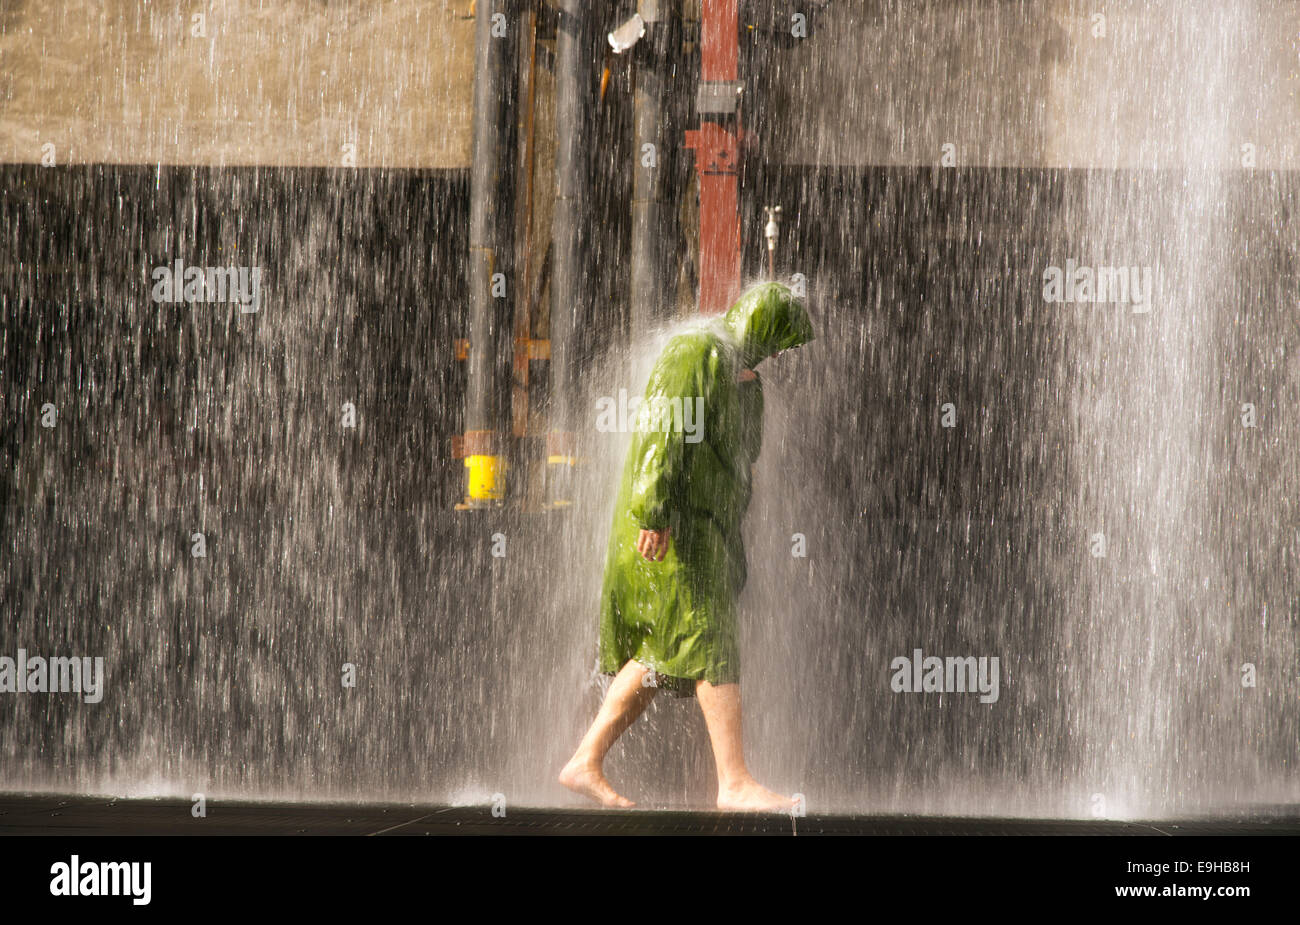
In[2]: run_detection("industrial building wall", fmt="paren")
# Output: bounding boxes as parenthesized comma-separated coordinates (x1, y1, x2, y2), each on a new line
(5, 2, 1297, 171)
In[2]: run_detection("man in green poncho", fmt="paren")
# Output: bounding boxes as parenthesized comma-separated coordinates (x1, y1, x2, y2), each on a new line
(560, 281, 814, 811)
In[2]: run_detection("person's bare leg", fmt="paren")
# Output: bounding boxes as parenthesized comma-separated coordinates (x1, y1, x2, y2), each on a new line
(560, 660, 657, 807)
(696, 680, 795, 812)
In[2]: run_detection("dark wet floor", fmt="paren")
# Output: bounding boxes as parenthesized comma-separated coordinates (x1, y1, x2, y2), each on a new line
(2, 793, 1297, 835)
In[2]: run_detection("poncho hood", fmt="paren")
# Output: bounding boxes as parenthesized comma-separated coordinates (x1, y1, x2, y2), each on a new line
(721, 282, 815, 368)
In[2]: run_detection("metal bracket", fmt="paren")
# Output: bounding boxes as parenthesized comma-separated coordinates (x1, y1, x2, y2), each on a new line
(685, 123, 742, 175)
(696, 80, 744, 115)
(637, 0, 663, 23)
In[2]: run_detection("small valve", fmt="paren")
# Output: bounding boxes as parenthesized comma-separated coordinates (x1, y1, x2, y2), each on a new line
(763, 205, 782, 278)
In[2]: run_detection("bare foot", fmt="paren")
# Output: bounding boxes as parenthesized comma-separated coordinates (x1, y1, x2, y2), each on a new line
(717, 779, 797, 813)
(559, 759, 635, 808)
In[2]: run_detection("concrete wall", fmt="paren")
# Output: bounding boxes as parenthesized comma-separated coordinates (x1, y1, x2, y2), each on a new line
(0, 0, 476, 167)
(770, 0, 1300, 168)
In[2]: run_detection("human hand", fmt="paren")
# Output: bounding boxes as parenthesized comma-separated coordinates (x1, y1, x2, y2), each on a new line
(636, 528, 672, 561)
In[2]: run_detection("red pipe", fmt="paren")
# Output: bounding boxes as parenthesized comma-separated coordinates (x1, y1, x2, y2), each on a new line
(687, 0, 742, 316)
(700, 0, 738, 80)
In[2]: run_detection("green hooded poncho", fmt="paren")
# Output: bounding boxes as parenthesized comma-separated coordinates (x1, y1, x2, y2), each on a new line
(597, 282, 814, 690)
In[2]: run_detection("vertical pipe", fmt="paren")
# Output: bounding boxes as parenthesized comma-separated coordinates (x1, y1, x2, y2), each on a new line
(700, 0, 739, 81)
(546, 0, 592, 504)
(512, 5, 539, 443)
(630, 1, 680, 339)
(512, 5, 542, 509)
(691, 0, 742, 316)
(465, 0, 516, 506)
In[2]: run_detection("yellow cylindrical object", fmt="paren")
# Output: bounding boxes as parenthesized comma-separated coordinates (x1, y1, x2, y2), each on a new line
(465, 454, 505, 501)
